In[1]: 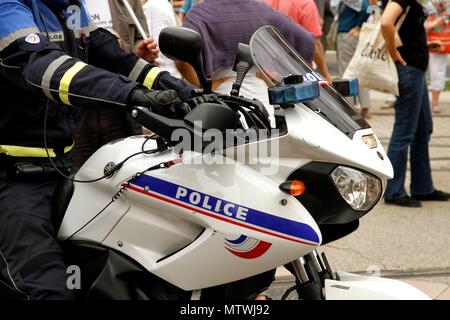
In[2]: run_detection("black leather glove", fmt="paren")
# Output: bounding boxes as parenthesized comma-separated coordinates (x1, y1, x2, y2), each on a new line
(153, 71, 197, 101)
(127, 87, 180, 114)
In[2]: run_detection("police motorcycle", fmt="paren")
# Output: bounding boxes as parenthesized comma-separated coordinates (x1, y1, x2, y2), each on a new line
(0, 26, 430, 300)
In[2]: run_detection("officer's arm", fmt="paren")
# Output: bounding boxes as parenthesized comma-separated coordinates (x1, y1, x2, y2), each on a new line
(88, 28, 196, 101)
(0, 2, 140, 109)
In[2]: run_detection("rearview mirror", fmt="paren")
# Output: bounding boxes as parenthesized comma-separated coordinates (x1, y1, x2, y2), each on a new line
(159, 27, 211, 93)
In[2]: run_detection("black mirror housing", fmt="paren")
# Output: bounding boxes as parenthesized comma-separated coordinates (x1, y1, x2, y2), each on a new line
(159, 27, 212, 93)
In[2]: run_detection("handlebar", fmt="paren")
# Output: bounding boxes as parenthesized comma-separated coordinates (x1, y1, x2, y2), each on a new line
(129, 92, 272, 152)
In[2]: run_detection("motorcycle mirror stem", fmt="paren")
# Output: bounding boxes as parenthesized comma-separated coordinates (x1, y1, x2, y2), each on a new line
(231, 43, 254, 97)
(158, 27, 212, 93)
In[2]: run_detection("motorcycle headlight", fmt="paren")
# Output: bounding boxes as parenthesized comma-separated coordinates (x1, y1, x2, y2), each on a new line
(330, 166, 382, 211)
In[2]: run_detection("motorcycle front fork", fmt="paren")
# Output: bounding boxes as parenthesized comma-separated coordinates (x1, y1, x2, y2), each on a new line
(284, 251, 334, 300)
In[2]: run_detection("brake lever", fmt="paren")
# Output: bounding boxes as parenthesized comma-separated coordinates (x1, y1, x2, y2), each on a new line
(192, 88, 204, 97)
(185, 93, 219, 109)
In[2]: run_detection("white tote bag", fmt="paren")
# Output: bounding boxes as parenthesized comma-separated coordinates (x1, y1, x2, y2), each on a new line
(343, 8, 408, 96)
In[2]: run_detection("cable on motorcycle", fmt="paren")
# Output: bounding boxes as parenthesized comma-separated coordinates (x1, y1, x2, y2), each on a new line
(66, 157, 182, 239)
(45, 97, 180, 239)
(141, 135, 169, 154)
(43, 99, 166, 183)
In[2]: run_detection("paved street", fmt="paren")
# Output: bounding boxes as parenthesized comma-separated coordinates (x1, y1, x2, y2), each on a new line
(268, 86, 450, 300)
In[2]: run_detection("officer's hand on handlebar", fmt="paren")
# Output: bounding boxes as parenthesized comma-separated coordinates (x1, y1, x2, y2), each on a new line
(128, 87, 189, 117)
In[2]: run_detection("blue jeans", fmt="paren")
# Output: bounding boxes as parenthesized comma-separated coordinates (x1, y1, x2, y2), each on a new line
(384, 64, 434, 199)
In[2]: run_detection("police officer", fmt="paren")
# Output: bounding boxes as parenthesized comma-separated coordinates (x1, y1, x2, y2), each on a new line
(0, 0, 194, 299)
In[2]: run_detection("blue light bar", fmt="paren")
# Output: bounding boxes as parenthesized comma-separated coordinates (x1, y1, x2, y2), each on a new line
(348, 78, 359, 97)
(332, 78, 360, 97)
(268, 81, 320, 105)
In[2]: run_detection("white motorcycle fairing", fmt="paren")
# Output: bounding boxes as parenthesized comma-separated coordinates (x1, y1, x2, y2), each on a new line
(58, 25, 393, 292)
(325, 272, 431, 300)
(57, 100, 391, 291)
(58, 136, 323, 290)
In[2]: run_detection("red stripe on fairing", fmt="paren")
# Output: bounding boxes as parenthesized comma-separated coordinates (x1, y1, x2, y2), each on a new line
(226, 241, 272, 259)
(123, 184, 319, 246)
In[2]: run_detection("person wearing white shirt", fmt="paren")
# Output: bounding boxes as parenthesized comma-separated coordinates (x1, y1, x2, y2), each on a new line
(141, 0, 182, 78)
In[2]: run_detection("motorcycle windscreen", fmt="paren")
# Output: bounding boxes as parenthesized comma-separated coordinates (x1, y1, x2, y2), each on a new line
(249, 26, 370, 138)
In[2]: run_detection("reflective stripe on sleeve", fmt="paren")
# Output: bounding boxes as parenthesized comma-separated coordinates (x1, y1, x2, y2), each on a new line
(128, 58, 148, 82)
(0, 143, 74, 158)
(0, 27, 39, 51)
(59, 62, 87, 106)
(41, 55, 71, 100)
(143, 67, 162, 89)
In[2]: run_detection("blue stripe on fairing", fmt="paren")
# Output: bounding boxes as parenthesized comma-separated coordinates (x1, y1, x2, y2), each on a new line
(226, 235, 248, 245)
(129, 175, 320, 244)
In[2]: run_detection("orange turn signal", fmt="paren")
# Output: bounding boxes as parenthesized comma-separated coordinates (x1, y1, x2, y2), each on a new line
(279, 180, 306, 197)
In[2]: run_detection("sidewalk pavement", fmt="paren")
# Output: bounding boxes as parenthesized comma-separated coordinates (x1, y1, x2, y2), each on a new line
(274, 90, 450, 300)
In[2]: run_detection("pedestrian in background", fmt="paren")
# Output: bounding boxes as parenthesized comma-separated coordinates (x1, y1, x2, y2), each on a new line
(172, 0, 186, 13)
(141, 0, 182, 78)
(178, 0, 204, 22)
(179, 0, 315, 127)
(425, 13, 448, 113)
(267, 0, 333, 83)
(381, 0, 450, 207)
(336, 0, 376, 120)
(320, 0, 336, 50)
